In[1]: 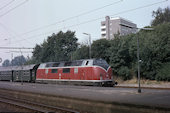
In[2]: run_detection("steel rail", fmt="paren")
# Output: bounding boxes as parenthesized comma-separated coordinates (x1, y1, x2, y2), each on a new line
(0, 94, 79, 113)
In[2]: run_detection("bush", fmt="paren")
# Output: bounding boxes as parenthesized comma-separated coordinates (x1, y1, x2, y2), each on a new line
(156, 62, 170, 81)
(117, 66, 132, 80)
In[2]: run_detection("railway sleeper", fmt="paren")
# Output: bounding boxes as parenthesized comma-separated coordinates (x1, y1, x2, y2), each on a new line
(0, 97, 47, 112)
(0, 94, 79, 113)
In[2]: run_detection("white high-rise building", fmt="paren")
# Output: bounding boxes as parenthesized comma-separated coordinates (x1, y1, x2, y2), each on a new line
(101, 16, 137, 40)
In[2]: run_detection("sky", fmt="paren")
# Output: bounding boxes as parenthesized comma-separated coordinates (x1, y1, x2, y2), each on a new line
(0, 0, 169, 65)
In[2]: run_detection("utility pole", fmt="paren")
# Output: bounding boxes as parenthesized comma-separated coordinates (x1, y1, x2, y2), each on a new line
(11, 53, 13, 82)
(136, 28, 154, 93)
(83, 33, 91, 59)
(137, 31, 141, 93)
(20, 49, 23, 85)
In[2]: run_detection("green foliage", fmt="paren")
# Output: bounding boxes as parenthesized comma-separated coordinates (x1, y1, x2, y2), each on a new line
(91, 39, 111, 62)
(11, 55, 26, 66)
(106, 22, 170, 81)
(156, 62, 170, 81)
(31, 31, 78, 63)
(117, 66, 131, 80)
(2, 56, 28, 66)
(139, 23, 170, 80)
(2, 59, 10, 67)
(72, 45, 89, 60)
(151, 7, 170, 26)
(32, 44, 43, 64)
(108, 35, 134, 80)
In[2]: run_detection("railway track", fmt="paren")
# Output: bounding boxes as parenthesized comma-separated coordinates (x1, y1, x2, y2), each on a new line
(0, 94, 80, 113)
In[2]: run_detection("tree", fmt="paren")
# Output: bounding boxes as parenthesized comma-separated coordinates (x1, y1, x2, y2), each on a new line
(11, 55, 26, 66)
(151, 7, 170, 26)
(72, 45, 89, 60)
(156, 62, 170, 81)
(91, 39, 111, 62)
(53, 31, 78, 61)
(2, 59, 10, 67)
(32, 44, 43, 63)
(108, 35, 133, 80)
(31, 30, 78, 63)
(140, 23, 170, 80)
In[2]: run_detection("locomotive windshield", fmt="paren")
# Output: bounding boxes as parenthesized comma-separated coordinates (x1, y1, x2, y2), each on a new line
(93, 59, 109, 70)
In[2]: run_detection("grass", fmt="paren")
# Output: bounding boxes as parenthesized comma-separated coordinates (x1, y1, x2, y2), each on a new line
(114, 77, 170, 85)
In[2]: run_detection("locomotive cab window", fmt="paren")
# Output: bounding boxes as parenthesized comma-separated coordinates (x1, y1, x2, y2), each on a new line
(93, 59, 109, 70)
(63, 68, 70, 73)
(51, 69, 58, 73)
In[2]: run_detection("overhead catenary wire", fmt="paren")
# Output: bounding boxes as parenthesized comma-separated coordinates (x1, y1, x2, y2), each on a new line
(8, 0, 168, 46)
(17, 0, 123, 36)
(0, 51, 32, 53)
(10, 51, 33, 53)
(110, 0, 169, 17)
(0, 47, 34, 49)
(0, 0, 29, 18)
(0, 22, 34, 47)
(0, 0, 122, 47)
(0, 0, 15, 10)
(0, 0, 30, 46)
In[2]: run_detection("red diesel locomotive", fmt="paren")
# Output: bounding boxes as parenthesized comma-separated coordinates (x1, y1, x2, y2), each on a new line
(36, 59, 115, 86)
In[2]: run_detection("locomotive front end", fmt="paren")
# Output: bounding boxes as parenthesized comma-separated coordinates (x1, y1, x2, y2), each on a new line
(93, 59, 115, 86)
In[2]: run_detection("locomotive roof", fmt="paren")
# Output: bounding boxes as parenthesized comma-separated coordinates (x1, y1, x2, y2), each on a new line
(0, 64, 37, 71)
(39, 58, 107, 68)
(43, 58, 103, 64)
(42, 59, 93, 65)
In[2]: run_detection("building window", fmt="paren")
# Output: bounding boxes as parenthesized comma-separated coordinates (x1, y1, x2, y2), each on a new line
(63, 68, 70, 73)
(101, 28, 106, 31)
(102, 34, 106, 37)
(102, 23, 105, 26)
(51, 69, 58, 73)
